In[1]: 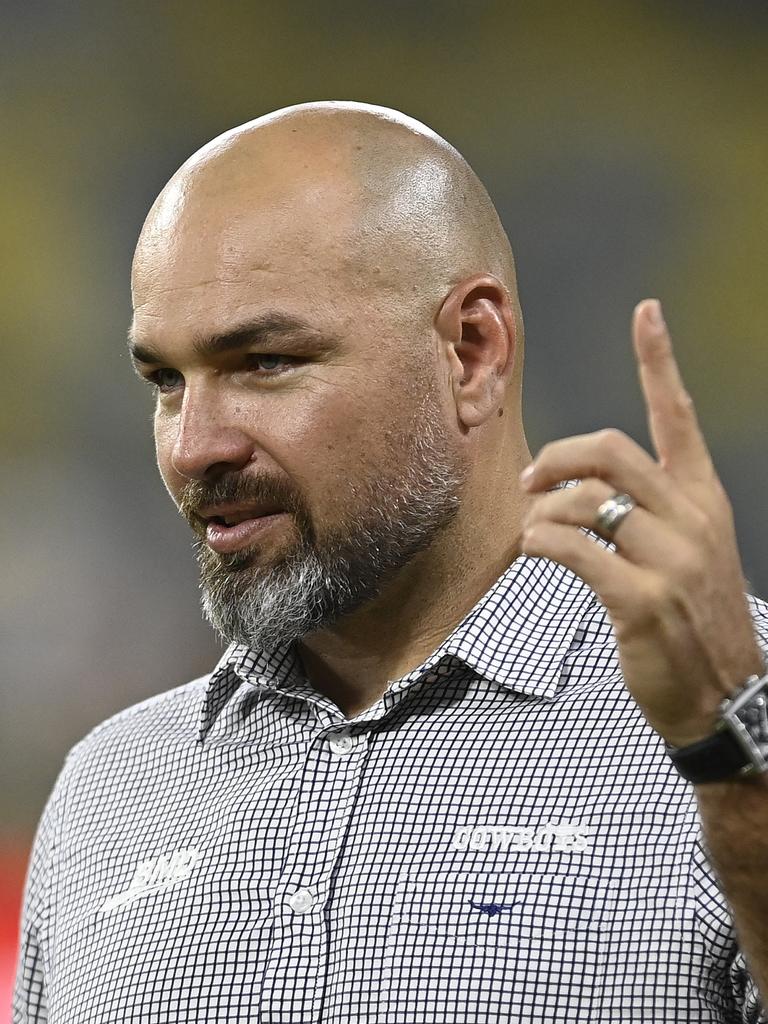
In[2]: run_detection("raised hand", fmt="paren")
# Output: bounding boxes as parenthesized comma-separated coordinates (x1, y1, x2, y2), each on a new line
(519, 299, 764, 747)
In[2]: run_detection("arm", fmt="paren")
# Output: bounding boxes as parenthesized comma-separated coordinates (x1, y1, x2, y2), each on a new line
(518, 298, 768, 1011)
(697, 773, 768, 1007)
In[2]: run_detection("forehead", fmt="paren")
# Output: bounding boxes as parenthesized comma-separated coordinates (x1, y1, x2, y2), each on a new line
(130, 174, 367, 344)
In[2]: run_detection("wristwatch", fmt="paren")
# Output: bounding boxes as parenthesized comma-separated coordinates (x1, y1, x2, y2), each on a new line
(665, 666, 768, 783)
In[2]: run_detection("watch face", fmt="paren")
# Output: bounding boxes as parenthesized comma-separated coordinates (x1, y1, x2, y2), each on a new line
(729, 679, 768, 759)
(737, 698, 768, 751)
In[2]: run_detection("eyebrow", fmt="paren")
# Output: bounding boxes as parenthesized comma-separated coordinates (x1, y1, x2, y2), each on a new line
(127, 312, 338, 367)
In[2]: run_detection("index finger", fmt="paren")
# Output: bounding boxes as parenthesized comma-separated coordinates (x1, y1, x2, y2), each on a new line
(632, 299, 713, 481)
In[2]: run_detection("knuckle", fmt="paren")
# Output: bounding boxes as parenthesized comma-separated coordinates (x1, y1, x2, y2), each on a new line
(670, 546, 704, 586)
(672, 390, 695, 417)
(581, 478, 612, 504)
(681, 505, 715, 547)
(624, 579, 667, 628)
(597, 427, 627, 456)
(647, 575, 683, 615)
(537, 441, 555, 464)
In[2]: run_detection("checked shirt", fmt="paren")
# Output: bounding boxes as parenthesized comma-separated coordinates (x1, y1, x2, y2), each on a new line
(13, 516, 768, 1022)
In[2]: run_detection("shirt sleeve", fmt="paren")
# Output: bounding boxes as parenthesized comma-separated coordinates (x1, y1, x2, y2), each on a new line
(12, 764, 67, 1024)
(730, 953, 768, 1024)
(693, 833, 768, 1024)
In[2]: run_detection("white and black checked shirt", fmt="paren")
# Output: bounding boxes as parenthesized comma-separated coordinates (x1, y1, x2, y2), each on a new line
(14, 519, 768, 1022)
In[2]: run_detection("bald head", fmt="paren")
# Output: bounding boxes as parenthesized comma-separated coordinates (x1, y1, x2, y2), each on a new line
(133, 101, 521, 344)
(132, 103, 530, 651)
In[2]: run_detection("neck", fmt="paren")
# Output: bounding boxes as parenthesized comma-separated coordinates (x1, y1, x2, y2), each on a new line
(297, 446, 533, 717)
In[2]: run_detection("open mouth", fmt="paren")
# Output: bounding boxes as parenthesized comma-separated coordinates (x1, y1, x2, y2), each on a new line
(206, 511, 266, 527)
(200, 506, 288, 555)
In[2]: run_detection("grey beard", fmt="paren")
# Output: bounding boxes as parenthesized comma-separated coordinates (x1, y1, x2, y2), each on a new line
(194, 411, 465, 653)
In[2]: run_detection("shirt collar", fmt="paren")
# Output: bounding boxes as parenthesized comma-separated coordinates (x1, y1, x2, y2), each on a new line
(426, 544, 602, 699)
(198, 481, 608, 739)
(198, 640, 302, 741)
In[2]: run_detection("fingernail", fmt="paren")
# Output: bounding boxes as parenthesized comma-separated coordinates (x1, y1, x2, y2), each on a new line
(645, 299, 666, 331)
(520, 465, 534, 488)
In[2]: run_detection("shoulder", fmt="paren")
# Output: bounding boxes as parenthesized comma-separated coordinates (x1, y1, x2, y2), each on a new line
(60, 673, 211, 781)
(19, 673, 214, 936)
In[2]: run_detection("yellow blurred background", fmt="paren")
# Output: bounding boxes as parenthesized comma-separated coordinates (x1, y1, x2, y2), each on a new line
(2, 0, 767, 1004)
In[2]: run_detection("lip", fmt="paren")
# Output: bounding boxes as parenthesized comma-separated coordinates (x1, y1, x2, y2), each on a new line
(198, 500, 282, 522)
(205, 512, 288, 554)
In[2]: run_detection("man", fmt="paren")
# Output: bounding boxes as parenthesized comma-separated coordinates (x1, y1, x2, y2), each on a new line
(13, 101, 768, 1023)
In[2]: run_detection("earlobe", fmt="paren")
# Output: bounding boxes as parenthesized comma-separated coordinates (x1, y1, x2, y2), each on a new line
(458, 370, 505, 429)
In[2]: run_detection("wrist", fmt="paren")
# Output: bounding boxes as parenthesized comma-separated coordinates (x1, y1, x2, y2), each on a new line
(665, 665, 768, 785)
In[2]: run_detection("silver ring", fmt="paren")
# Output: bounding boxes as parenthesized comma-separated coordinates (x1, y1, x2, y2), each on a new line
(595, 492, 636, 536)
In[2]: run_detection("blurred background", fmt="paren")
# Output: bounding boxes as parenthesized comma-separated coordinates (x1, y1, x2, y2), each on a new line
(2, 0, 767, 1007)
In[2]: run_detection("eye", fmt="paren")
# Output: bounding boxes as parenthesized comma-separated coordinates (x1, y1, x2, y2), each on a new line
(147, 368, 183, 393)
(246, 353, 298, 375)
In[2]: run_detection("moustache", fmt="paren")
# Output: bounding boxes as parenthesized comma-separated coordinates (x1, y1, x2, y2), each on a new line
(177, 473, 309, 538)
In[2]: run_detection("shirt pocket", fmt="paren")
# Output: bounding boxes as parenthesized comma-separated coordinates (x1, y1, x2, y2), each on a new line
(382, 869, 605, 1023)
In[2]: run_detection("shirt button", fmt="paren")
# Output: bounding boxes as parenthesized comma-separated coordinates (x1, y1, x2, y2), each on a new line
(287, 888, 315, 914)
(329, 729, 355, 754)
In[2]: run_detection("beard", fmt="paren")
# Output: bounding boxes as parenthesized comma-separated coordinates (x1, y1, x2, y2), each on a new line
(177, 392, 466, 653)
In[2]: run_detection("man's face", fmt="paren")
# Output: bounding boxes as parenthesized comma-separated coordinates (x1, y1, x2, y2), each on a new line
(130, 168, 467, 650)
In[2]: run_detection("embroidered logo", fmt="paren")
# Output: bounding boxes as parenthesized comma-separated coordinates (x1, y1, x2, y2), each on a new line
(468, 899, 521, 917)
(100, 848, 202, 914)
(451, 822, 594, 854)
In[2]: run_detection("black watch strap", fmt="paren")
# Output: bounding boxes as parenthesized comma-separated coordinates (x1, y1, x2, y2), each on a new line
(666, 728, 749, 784)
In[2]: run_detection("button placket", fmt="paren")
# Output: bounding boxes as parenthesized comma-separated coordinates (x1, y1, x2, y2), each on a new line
(261, 726, 370, 1017)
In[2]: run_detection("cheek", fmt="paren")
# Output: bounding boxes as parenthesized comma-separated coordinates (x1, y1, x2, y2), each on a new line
(296, 390, 421, 511)
(279, 405, 366, 491)
(267, 386, 388, 508)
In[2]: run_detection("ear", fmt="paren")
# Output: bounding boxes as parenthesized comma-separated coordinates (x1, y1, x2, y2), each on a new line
(435, 274, 517, 430)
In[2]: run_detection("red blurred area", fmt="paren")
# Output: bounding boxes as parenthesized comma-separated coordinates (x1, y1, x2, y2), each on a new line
(0, 838, 30, 1018)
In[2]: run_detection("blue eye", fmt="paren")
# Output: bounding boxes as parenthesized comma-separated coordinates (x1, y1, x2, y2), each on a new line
(247, 353, 300, 375)
(254, 354, 285, 371)
(150, 368, 183, 393)
(143, 354, 298, 395)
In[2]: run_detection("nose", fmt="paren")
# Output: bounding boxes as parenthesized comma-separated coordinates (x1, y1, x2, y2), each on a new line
(167, 384, 255, 483)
